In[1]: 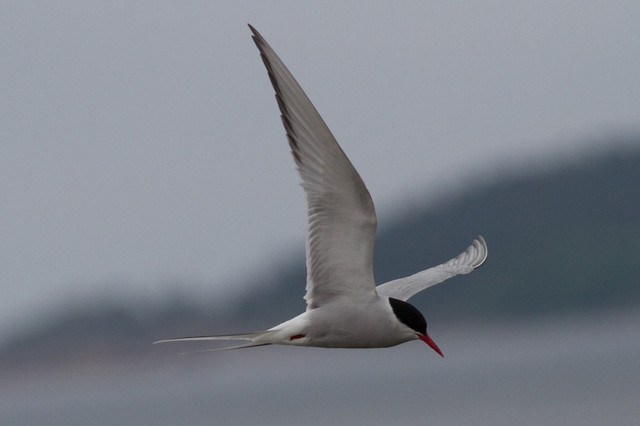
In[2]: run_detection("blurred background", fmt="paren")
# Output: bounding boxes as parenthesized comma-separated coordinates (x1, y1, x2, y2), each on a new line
(2, 2, 639, 425)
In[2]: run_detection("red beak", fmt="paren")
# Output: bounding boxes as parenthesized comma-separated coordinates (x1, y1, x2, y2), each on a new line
(417, 333, 444, 357)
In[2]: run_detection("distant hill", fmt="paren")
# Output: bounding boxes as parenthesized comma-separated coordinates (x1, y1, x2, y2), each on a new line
(235, 143, 640, 325)
(378, 147, 640, 319)
(2, 141, 640, 365)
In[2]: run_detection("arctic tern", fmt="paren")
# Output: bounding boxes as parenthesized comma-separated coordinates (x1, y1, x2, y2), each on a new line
(155, 25, 487, 357)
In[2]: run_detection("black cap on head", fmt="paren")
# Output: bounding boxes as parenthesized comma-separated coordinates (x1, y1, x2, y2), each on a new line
(388, 297, 426, 334)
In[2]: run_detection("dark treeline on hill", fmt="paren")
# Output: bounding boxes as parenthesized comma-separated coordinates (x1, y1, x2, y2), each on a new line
(378, 147, 640, 321)
(3, 141, 640, 363)
(238, 143, 640, 326)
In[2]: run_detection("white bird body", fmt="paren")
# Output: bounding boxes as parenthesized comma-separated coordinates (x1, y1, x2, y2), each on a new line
(155, 25, 488, 357)
(269, 296, 416, 348)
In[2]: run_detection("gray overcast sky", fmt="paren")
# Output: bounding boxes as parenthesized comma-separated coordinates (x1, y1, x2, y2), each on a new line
(2, 1, 639, 337)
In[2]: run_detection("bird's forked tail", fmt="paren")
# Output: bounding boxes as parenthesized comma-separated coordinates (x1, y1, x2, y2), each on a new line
(153, 330, 277, 353)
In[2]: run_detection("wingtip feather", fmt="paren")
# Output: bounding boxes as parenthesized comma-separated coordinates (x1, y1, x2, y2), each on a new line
(472, 235, 488, 269)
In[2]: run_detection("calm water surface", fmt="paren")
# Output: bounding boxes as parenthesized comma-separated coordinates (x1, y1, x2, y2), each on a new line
(2, 309, 639, 425)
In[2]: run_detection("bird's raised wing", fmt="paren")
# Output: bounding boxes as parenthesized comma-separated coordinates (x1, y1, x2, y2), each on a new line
(376, 236, 488, 301)
(250, 25, 378, 309)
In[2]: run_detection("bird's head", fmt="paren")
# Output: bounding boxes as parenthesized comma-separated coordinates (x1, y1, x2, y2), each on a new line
(388, 297, 443, 357)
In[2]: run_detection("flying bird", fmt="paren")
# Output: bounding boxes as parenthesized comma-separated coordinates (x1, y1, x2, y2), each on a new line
(154, 25, 487, 357)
